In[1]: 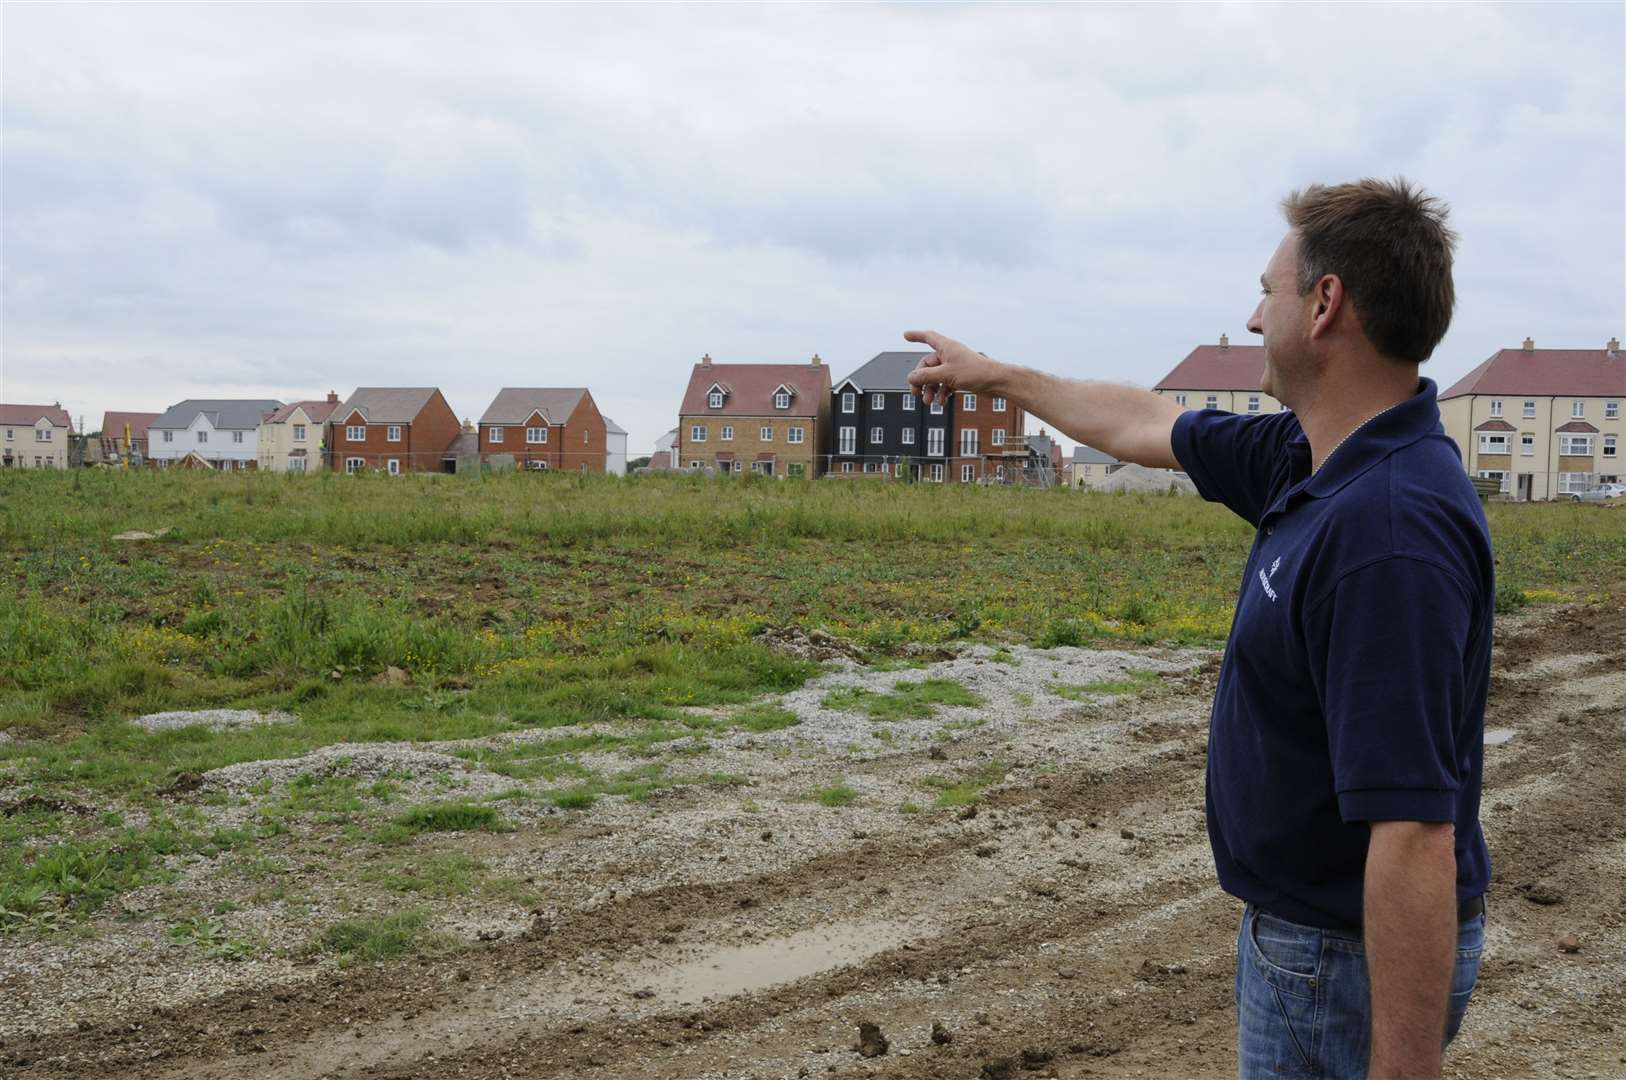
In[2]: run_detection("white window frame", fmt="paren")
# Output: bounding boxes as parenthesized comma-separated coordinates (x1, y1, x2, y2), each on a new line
(871, 393, 885, 410)
(709, 391, 724, 409)
(689, 459, 701, 469)
(838, 427, 857, 455)
(929, 463, 944, 483)
(995, 464, 1006, 480)
(1247, 395, 1260, 414)
(960, 429, 978, 456)
(720, 425, 734, 441)
(774, 391, 790, 410)
(345, 425, 366, 442)
(962, 393, 976, 411)
(929, 401, 944, 415)
(1559, 434, 1594, 456)
(288, 457, 306, 472)
(293, 424, 306, 442)
(1523, 401, 1536, 418)
(841, 392, 856, 414)
(1607, 401, 1620, 420)
(1489, 399, 1502, 418)
(163, 430, 174, 444)
(1477, 433, 1509, 455)
(1557, 472, 1593, 495)
(490, 426, 504, 443)
(690, 425, 706, 442)
(197, 430, 208, 445)
(900, 428, 915, 446)
(961, 463, 975, 483)
(1604, 436, 1617, 458)
(1174, 394, 1187, 407)
(386, 459, 400, 475)
(36, 429, 51, 443)
(870, 426, 884, 444)
(1475, 469, 1509, 494)
(527, 426, 547, 444)
(1205, 394, 1218, 410)
(841, 461, 853, 474)
(787, 427, 804, 444)
(760, 426, 773, 441)
(902, 394, 916, 412)
(1520, 433, 1534, 457)
(345, 457, 365, 474)
(927, 428, 945, 457)
(386, 425, 402, 442)
(992, 397, 1007, 413)
(1572, 401, 1585, 418)
(992, 428, 1005, 447)
(233, 430, 245, 444)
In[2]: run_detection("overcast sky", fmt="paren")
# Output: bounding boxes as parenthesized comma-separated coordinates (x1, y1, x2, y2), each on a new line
(4, 3, 1622, 453)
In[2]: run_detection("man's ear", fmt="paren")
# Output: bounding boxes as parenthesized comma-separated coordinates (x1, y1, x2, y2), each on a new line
(1308, 274, 1345, 341)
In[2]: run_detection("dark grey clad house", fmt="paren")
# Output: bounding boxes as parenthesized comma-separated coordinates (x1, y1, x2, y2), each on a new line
(828, 351, 956, 481)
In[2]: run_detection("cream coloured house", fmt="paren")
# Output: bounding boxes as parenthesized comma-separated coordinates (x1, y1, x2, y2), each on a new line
(258, 395, 341, 472)
(1439, 338, 1624, 501)
(0, 403, 74, 469)
(1152, 336, 1288, 415)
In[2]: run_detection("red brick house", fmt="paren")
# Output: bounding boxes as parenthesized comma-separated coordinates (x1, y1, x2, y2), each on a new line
(477, 388, 607, 473)
(99, 411, 162, 464)
(327, 388, 462, 474)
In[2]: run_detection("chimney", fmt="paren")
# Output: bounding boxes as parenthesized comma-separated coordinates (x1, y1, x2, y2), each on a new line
(810, 353, 822, 366)
(1219, 334, 1229, 350)
(701, 352, 712, 368)
(1608, 337, 1621, 353)
(1522, 337, 1535, 352)
(327, 390, 338, 403)
(462, 417, 475, 434)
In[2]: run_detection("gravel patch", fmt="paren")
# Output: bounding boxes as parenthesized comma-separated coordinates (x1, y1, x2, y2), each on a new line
(130, 708, 296, 733)
(200, 743, 500, 796)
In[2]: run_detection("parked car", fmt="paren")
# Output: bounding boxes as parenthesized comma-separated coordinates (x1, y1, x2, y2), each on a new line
(1568, 482, 1626, 503)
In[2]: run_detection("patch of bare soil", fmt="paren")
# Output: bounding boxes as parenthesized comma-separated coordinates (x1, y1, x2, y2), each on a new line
(4, 600, 1623, 1079)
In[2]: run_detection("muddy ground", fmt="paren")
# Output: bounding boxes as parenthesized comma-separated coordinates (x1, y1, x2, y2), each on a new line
(3, 601, 1623, 1079)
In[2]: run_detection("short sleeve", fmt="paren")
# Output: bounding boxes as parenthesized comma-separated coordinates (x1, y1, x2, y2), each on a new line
(1171, 409, 1300, 527)
(1303, 556, 1474, 823)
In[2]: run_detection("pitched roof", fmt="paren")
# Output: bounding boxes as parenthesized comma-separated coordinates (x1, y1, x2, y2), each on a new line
(1439, 347, 1626, 400)
(833, 351, 932, 392)
(0, 403, 73, 429)
(1555, 420, 1599, 434)
(1153, 344, 1267, 392)
(264, 400, 340, 425)
(1473, 419, 1516, 432)
(479, 388, 588, 426)
(151, 399, 282, 431)
(335, 388, 440, 424)
(1072, 444, 1119, 465)
(603, 417, 627, 436)
(679, 361, 829, 418)
(100, 411, 160, 440)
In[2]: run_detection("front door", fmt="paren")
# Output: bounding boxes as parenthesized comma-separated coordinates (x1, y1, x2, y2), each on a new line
(1517, 473, 1533, 501)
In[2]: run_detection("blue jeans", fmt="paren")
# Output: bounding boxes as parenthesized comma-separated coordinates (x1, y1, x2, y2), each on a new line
(1235, 903, 1485, 1079)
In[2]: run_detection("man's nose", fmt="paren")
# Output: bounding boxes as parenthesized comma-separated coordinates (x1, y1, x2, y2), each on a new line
(1246, 302, 1264, 335)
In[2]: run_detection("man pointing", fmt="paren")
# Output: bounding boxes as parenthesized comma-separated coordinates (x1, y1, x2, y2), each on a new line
(905, 178, 1491, 1080)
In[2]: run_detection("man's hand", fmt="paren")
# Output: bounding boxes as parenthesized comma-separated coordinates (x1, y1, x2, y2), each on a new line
(903, 330, 1006, 406)
(1365, 820, 1457, 1079)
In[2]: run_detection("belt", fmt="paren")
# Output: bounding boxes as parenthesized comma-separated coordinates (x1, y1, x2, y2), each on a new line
(1458, 895, 1485, 923)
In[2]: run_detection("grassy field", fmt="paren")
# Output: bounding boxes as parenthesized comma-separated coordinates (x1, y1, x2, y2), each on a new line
(1, 468, 1622, 933)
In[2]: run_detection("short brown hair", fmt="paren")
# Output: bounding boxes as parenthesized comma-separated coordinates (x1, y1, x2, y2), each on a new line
(1282, 178, 1457, 364)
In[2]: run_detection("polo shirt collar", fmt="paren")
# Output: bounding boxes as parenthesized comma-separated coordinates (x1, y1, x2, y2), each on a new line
(1269, 378, 1441, 518)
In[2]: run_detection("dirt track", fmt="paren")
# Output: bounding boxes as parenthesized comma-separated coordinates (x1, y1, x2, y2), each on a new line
(4, 601, 1623, 1080)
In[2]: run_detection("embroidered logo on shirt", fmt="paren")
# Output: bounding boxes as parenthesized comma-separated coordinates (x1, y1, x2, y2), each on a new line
(1257, 555, 1282, 603)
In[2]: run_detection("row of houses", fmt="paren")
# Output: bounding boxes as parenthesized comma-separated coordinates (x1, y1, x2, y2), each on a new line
(2, 388, 628, 476)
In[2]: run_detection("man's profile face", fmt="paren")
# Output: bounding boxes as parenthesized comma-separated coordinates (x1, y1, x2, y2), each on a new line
(1248, 231, 1310, 401)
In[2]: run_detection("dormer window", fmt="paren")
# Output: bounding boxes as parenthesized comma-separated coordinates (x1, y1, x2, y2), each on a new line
(774, 392, 790, 409)
(709, 391, 724, 409)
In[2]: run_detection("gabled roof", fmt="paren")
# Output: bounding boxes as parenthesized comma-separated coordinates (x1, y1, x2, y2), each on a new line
(833, 351, 932, 393)
(1473, 419, 1516, 432)
(1153, 344, 1267, 392)
(264, 400, 340, 425)
(337, 388, 440, 424)
(1072, 444, 1119, 465)
(680, 361, 828, 418)
(1439, 347, 1626, 400)
(0, 403, 73, 429)
(603, 417, 627, 436)
(100, 411, 160, 440)
(151, 399, 282, 431)
(480, 388, 589, 426)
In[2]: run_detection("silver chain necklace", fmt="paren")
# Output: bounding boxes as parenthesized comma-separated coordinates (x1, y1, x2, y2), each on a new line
(1314, 400, 1405, 475)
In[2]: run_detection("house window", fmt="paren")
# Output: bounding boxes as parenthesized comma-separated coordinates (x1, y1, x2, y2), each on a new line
(347, 425, 366, 441)
(841, 461, 853, 474)
(1559, 434, 1594, 456)
(992, 397, 1007, 412)
(1558, 472, 1593, 494)
(1523, 401, 1536, 418)
(1247, 395, 1260, 413)
(1607, 401, 1620, 419)
(720, 425, 734, 441)
(870, 426, 884, 444)
(929, 463, 944, 483)
(527, 460, 549, 471)
(992, 429, 1005, 447)
(995, 464, 1006, 480)
(709, 391, 724, 408)
(293, 425, 306, 441)
(527, 427, 547, 444)
(960, 429, 978, 456)
(774, 391, 790, 409)
(1174, 394, 1187, 407)
(839, 427, 857, 455)
(1475, 469, 1509, 494)
(345, 457, 365, 474)
(233, 430, 244, 444)
(35, 429, 51, 442)
(1521, 433, 1535, 456)
(163, 430, 174, 443)
(929, 401, 944, 415)
(197, 431, 208, 444)
(1605, 436, 1618, 458)
(787, 462, 805, 478)
(863, 462, 879, 474)
(872, 393, 885, 410)
(1572, 401, 1585, 418)
(386, 425, 402, 442)
(927, 428, 945, 456)
(841, 392, 856, 414)
(583, 430, 588, 444)
(900, 428, 915, 446)
(3, 428, 10, 440)
(387, 459, 400, 475)
(288, 457, 306, 472)
(689, 460, 702, 469)
(1477, 433, 1509, 454)
(1205, 394, 1218, 410)
(753, 460, 772, 475)
(690, 426, 706, 442)
(962, 393, 976, 411)
(787, 427, 804, 444)
(760, 426, 773, 441)
(961, 464, 975, 483)
(902, 394, 916, 412)
(1490, 400, 1502, 418)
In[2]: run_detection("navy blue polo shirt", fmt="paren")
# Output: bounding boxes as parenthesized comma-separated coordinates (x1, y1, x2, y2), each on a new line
(1171, 378, 1493, 931)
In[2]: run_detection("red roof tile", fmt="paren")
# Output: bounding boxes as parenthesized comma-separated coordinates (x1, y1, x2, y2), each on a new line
(680, 361, 829, 418)
(100, 411, 160, 441)
(0, 403, 73, 429)
(1473, 419, 1516, 432)
(1439, 348, 1626, 400)
(264, 400, 340, 425)
(1153, 344, 1267, 392)
(1554, 420, 1599, 434)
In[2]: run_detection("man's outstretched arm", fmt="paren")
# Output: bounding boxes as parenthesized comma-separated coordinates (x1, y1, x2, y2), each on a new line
(902, 329, 1184, 468)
